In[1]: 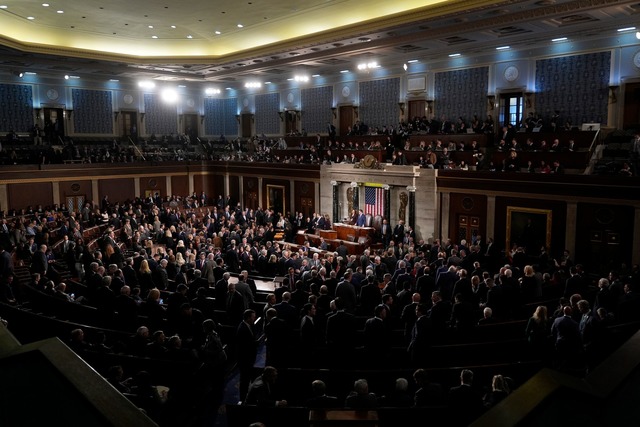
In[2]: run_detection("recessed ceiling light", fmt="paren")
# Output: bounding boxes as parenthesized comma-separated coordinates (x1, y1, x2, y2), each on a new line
(57, 10, 63, 13)
(170, 25, 176, 29)
(178, 85, 187, 88)
(187, 35, 192, 39)
(286, 78, 294, 81)
(340, 70, 349, 73)
(109, 79, 119, 82)
(449, 53, 461, 57)
(312, 74, 320, 77)
(215, 31, 221, 35)
(42, 3, 49, 6)
(637, 31, 640, 40)
(148, 25, 154, 29)
(151, 35, 158, 39)
(27, 16, 35, 20)
(407, 59, 419, 63)
(496, 46, 510, 50)
(264, 81, 271, 84)
(25, 72, 37, 75)
(237, 24, 243, 28)
(617, 27, 636, 32)
(551, 37, 567, 42)
(0, 6, 8, 9)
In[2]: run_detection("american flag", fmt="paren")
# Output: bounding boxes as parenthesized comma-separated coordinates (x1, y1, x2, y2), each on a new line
(364, 186, 384, 217)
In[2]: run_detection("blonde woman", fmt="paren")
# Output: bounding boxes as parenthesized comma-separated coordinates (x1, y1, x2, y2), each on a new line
(175, 252, 186, 268)
(525, 305, 550, 360)
(138, 259, 156, 294)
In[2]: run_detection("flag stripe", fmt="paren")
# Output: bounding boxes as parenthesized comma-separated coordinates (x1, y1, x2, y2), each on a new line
(364, 186, 384, 217)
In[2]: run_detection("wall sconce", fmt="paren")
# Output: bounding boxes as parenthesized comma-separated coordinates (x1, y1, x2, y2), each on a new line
(66, 109, 73, 120)
(398, 102, 405, 115)
(487, 95, 496, 109)
(114, 111, 119, 120)
(353, 106, 359, 118)
(200, 114, 205, 124)
(278, 111, 285, 121)
(140, 113, 145, 121)
(331, 107, 337, 119)
(609, 85, 619, 104)
(426, 100, 433, 115)
(34, 108, 41, 117)
(524, 92, 533, 109)
(235, 114, 240, 123)
(251, 114, 255, 124)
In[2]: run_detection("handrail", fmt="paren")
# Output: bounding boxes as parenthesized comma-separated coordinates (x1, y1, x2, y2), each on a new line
(127, 136, 146, 161)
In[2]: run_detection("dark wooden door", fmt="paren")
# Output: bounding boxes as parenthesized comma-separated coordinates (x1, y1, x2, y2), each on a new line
(339, 106, 354, 136)
(408, 100, 426, 120)
(122, 111, 138, 140)
(623, 82, 640, 129)
(183, 114, 198, 141)
(241, 114, 252, 138)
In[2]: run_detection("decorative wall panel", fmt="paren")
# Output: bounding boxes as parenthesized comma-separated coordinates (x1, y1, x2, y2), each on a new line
(72, 89, 113, 134)
(301, 86, 333, 134)
(255, 92, 280, 135)
(204, 97, 238, 137)
(535, 52, 610, 125)
(0, 84, 33, 132)
(434, 67, 488, 125)
(359, 78, 400, 130)
(143, 93, 178, 136)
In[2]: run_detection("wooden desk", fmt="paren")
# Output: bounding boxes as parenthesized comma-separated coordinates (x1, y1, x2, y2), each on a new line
(333, 223, 374, 243)
(318, 229, 338, 240)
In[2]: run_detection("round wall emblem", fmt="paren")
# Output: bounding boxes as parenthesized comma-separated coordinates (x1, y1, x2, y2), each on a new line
(123, 94, 134, 104)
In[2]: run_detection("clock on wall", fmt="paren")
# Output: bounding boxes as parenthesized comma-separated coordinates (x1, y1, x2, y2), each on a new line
(503, 65, 519, 82)
(46, 89, 59, 100)
(123, 94, 133, 105)
(342, 86, 350, 97)
(633, 50, 640, 69)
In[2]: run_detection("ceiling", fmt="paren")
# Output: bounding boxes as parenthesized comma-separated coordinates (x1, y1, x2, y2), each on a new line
(0, 0, 639, 87)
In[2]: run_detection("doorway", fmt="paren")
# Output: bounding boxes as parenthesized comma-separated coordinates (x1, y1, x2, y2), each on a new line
(285, 111, 299, 135)
(44, 107, 65, 143)
(241, 114, 253, 138)
(183, 113, 198, 142)
(408, 100, 427, 120)
(622, 82, 640, 129)
(339, 106, 354, 136)
(498, 93, 524, 128)
(121, 111, 138, 141)
(65, 195, 85, 213)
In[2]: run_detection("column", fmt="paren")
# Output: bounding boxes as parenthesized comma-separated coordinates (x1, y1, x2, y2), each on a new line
(258, 177, 263, 208)
(351, 182, 359, 211)
(407, 186, 416, 230)
(383, 185, 391, 220)
(0, 184, 8, 212)
(440, 191, 450, 240)
(224, 173, 230, 198)
(134, 178, 141, 198)
(91, 179, 99, 208)
(188, 173, 195, 195)
(565, 202, 577, 258)
(289, 180, 295, 214)
(331, 181, 339, 223)
(52, 182, 60, 206)
(314, 182, 320, 217)
(486, 195, 496, 240)
(166, 176, 172, 197)
(238, 178, 244, 210)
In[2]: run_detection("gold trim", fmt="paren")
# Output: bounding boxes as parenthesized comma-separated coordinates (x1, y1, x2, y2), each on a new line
(506, 206, 552, 253)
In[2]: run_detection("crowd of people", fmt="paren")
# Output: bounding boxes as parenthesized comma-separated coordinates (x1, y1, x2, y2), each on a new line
(1, 188, 639, 425)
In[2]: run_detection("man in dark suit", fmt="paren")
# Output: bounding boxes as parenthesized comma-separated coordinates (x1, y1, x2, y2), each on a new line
(236, 309, 258, 402)
(428, 291, 452, 341)
(380, 219, 392, 247)
(225, 282, 245, 325)
(392, 220, 405, 245)
(30, 244, 49, 276)
(551, 305, 583, 372)
(401, 293, 421, 344)
(408, 303, 431, 366)
(325, 297, 357, 365)
(306, 380, 339, 409)
(273, 291, 298, 328)
(363, 304, 389, 365)
(448, 369, 484, 426)
(355, 209, 367, 227)
(263, 308, 291, 368)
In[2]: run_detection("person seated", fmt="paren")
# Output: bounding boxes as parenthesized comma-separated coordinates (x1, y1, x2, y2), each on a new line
(345, 378, 377, 409)
(245, 366, 287, 407)
(305, 380, 340, 408)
